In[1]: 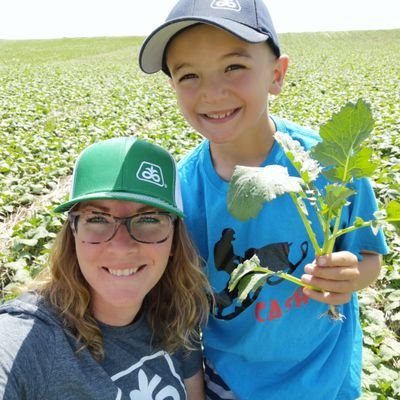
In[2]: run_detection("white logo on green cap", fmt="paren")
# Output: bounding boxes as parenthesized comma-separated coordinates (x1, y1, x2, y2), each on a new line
(211, 0, 241, 12)
(137, 162, 165, 187)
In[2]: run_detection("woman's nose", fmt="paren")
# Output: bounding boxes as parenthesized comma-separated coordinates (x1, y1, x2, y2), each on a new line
(108, 222, 139, 250)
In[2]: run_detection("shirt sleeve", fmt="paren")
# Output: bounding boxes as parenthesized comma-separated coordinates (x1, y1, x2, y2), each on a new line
(0, 313, 55, 399)
(178, 341, 203, 380)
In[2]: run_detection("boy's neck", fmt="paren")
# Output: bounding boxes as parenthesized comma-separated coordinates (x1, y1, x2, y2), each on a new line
(209, 117, 276, 181)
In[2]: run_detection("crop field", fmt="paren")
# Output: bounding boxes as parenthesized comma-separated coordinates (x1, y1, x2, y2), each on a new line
(0, 30, 399, 398)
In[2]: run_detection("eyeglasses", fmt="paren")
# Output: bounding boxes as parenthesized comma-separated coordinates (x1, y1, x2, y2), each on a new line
(68, 210, 177, 244)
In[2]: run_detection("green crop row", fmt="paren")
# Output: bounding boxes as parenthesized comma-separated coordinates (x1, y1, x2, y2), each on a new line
(0, 30, 399, 398)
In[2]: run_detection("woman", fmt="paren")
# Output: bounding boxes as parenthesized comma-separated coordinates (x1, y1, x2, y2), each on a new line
(0, 137, 210, 399)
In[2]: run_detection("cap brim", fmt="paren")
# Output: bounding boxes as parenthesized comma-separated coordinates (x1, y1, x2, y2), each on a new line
(139, 17, 270, 74)
(54, 191, 185, 218)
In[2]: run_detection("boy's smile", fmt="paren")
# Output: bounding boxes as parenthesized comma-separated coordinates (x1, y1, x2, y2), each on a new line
(167, 24, 288, 155)
(201, 107, 240, 122)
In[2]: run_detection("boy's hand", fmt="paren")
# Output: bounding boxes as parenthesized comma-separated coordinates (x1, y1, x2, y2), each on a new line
(301, 251, 382, 305)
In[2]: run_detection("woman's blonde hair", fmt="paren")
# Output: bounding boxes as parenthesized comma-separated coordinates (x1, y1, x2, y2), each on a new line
(38, 216, 211, 360)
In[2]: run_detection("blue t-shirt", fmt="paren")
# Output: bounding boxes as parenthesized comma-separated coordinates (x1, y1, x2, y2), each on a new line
(178, 117, 388, 400)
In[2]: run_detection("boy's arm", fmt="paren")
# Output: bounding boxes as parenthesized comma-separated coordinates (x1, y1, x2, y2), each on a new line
(301, 251, 382, 305)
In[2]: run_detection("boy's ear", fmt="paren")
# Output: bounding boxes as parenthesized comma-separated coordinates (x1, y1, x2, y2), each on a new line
(269, 55, 289, 95)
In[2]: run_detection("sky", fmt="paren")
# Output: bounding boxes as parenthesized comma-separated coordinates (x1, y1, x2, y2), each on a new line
(0, 0, 399, 40)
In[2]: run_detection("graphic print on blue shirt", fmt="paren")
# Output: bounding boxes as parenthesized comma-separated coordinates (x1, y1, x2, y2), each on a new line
(212, 227, 309, 320)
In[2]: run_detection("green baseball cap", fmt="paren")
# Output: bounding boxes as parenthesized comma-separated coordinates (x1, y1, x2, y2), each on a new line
(54, 137, 184, 218)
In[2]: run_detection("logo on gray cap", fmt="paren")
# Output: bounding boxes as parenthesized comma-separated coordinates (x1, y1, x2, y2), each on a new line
(211, 0, 241, 12)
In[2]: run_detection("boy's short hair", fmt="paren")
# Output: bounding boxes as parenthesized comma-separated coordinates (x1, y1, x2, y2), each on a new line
(139, 0, 281, 76)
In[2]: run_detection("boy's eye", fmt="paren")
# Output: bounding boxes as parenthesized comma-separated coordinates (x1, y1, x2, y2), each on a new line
(226, 64, 245, 72)
(178, 73, 198, 82)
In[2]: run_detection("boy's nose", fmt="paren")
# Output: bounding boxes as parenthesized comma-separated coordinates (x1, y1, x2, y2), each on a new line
(201, 78, 227, 103)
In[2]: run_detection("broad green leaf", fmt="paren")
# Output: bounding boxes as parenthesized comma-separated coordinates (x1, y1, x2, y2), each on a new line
(390, 310, 400, 322)
(322, 147, 377, 182)
(32, 225, 56, 240)
(321, 183, 356, 218)
(379, 337, 400, 361)
(374, 365, 399, 383)
(12, 268, 31, 284)
(228, 255, 261, 291)
(274, 132, 321, 183)
(386, 200, 400, 231)
(363, 307, 386, 326)
(13, 238, 38, 247)
(237, 273, 267, 303)
(0, 161, 10, 173)
(387, 289, 400, 303)
(228, 165, 303, 221)
(362, 347, 379, 372)
(373, 200, 400, 233)
(5, 260, 27, 270)
(311, 99, 375, 182)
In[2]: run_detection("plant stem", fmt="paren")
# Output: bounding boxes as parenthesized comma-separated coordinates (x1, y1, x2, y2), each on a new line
(331, 221, 373, 240)
(253, 266, 322, 292)
(324, 210, 343, 254)
(290, 193, 322, 255)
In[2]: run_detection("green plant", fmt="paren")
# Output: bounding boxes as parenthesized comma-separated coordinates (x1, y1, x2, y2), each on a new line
(227, 99, 400, 319)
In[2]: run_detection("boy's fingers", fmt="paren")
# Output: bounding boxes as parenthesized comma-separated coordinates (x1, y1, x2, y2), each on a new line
(303, 288, 352, 305)
(302, 273, 356, 293)
(301, 251, 361, 297)
(303, 264, 359, 281)
(316, 251, 358, 267)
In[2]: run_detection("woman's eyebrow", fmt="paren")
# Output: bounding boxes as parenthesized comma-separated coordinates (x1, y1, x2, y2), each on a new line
(79, 204, 110, 212)
(81, 204, 159, 215)
(134, 205, 158, 213)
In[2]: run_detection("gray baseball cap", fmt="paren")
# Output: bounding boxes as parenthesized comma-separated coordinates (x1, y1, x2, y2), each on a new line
(139, 0, 280, 75)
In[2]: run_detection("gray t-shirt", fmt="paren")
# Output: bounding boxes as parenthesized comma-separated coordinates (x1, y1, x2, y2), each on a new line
(0, 292, 202, 399)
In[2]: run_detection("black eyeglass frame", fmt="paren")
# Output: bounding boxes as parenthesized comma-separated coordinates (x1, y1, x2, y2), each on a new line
(68, 210, 177, 244)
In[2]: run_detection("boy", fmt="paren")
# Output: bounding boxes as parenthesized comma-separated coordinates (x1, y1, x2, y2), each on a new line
(139, 1, 388, 399)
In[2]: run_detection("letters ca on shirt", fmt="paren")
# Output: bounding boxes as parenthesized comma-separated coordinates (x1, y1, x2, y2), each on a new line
(111, 351, 187, 400)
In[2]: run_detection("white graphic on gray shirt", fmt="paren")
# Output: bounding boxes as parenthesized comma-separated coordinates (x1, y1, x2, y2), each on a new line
(111, 351, 186, 399)
(129, 369, 179, 399)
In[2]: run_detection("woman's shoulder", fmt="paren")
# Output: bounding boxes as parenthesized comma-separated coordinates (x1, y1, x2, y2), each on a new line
(0, 292, 60, 398)
(0, 292, 59, 357)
